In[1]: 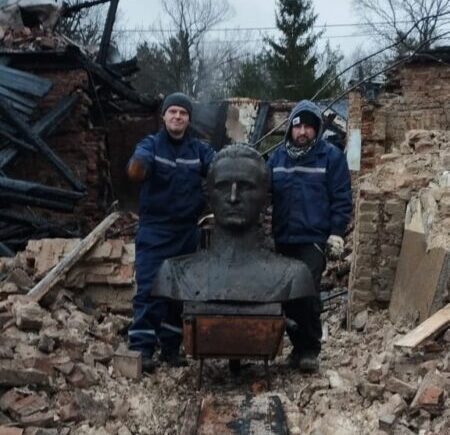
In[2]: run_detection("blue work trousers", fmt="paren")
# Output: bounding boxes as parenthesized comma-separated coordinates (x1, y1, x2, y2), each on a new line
(128, 224, 199, 358)
(277, 243, 326, 357)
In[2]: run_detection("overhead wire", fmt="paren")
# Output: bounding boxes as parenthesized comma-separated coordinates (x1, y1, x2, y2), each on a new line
(254, 22, 450, 154)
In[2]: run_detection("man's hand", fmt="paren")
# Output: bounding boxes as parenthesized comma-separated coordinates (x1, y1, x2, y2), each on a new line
(326, 235, 344, 260)
(127, 159, 147, 182)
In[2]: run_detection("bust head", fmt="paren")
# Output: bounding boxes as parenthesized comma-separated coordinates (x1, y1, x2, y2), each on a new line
(153, 143, 315, 302)
(207, 144, 269, 232)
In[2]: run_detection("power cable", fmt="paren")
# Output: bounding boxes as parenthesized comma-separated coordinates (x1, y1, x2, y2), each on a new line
(255, 26, 450, 155)
(112, 17, 450, 33)
(311, 12, 450, 101)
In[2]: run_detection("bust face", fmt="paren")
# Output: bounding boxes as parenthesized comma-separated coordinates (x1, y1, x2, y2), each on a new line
(208, 156, 267, 231)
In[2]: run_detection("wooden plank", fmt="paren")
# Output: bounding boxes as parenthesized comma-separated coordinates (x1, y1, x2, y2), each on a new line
(0, 191, 75, 212)
(27, 212, 121, 302)
(0, 65, 52, 98)
(389, 229, 447, 323)
(32, 94, 78, 138)
(394, 303, 450, 349)
(97, 0, 119, 65)
(74, 49, 160, 110)
(0, 129, 36, 152)
(0, 147, 19, 169)
(0, 97, 86, 191)
(0, 176, 85, 201)
(0, 85, 37, 109)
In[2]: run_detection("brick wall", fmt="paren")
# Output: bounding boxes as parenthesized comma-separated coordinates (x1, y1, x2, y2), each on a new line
(9, 69, 108, 232)
(348, 131, 449, 313)
(348, 62, 450, 174)
(347, 59, 450, 313)
(9, 68, 159, 233)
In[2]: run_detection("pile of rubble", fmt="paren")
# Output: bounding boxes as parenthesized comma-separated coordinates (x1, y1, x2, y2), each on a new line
(0, 27, 68, 51)
(0, 238, 448, 434)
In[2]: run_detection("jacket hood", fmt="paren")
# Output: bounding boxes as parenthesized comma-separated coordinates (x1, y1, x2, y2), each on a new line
(284, 100, 324, 145)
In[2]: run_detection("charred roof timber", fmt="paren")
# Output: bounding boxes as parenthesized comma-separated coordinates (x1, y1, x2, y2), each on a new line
(97, 0, 119, 65)
(60, 0, 111, 17)
(0, 1, 162, 255)
(0, 63, 85, 254)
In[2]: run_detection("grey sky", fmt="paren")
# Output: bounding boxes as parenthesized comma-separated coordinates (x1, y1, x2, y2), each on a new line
(117, 0, 372, 58)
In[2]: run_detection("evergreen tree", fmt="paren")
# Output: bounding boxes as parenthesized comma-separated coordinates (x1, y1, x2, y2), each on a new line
(231, 54, 272, 99)
(266, 0, 341, 100)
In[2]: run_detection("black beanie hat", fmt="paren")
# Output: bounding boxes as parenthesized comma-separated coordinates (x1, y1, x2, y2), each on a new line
(161, 92, 193, 118)
(291, 110, 321, 135)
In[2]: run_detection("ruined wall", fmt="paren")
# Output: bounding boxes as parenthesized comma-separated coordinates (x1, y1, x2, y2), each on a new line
(383, 64, 450, 148)
(9, 68, 159, 231)
(349, 131, 450, 313)
(347, 62, 450, 175)
(9, 69, 110, 232)
(347, 59, 450, 312)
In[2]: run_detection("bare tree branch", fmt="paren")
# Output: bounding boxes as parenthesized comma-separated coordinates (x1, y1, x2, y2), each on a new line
(353, 0, 450, 52)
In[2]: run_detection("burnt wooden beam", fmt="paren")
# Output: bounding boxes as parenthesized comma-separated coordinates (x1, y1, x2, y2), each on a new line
(0, 191, 75, 212)
(97, 0, 119, 65)
(0, 95, 78, 170)
(250, 102, 270, 145)
(72, 49, 161, 110)
(0, 130, 36, 152)
(0, 209, 56, 226)
(0, 97, 86, 191)
(0, 147, 20, 169)
(0, 224, 32, 240)
(32, 94, 79, 137)
(110, 57, 139, 77)
(0, 85, 37, 109)
(0, 242, 14, 257)
(0, 120, 16, 135)
(0, 65, 52, 98)
(0, 177, 85, 201)
(61, 0, 110, 16)
(0, 209, 79, 237)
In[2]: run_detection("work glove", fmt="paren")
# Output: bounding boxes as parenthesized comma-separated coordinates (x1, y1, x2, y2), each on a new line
(326, 235, 344, 260)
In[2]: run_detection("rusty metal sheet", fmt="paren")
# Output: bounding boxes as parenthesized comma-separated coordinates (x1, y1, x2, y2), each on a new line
(183, 317, 194, 356)
(184, 316, 284, 359)
(196, 394, 288, 435)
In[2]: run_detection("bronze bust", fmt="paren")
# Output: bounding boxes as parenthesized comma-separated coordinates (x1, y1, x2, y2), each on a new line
(152, 144, 314, 302)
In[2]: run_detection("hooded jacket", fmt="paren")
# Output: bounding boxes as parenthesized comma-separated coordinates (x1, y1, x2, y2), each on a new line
(268, 100, 352, 245)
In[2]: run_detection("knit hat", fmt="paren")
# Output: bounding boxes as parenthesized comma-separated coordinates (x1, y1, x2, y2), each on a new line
(291, 110, 321, 135)
(161, 92, 193, 118)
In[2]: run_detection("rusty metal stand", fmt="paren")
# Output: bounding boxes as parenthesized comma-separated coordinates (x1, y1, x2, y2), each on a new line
(197, 358, 204, 390)
(264, 357, 271, 389)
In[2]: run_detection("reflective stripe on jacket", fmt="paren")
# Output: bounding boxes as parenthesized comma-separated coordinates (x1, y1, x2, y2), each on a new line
(268, 139, 352, 245)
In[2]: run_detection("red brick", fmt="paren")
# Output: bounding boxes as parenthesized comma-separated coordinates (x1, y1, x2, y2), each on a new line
(8, 394, 49, 418)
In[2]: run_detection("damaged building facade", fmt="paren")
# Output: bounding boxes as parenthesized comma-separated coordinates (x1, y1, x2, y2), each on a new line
(0, 0, 160, 255)
(347, 48, 450, 324)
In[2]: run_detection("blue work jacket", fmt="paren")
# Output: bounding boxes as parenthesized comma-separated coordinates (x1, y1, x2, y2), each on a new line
(268, 139, 352, 245)
(129, 128, 215, 228)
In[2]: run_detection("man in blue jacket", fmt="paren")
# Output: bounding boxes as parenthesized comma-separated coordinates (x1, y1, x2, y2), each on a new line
(127, 92, 215, 373)
(268, 99, 352, 372)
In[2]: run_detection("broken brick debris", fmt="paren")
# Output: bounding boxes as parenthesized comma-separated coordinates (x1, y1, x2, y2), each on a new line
(113, 347, 142, 380)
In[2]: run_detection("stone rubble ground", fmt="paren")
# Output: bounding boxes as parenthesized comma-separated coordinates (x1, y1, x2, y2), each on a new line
(0, 261, 449, 435)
